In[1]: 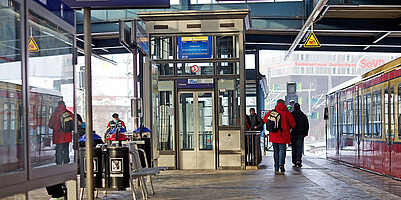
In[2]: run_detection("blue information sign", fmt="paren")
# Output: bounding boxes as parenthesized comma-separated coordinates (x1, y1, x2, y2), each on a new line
(62, 0, 170, 9)
(178, 36, 212, 59)
(177, 79, 214, 89)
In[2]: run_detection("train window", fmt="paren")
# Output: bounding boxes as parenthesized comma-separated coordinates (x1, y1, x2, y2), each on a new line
(373, 90, 382, 138)
(10, 103, 15, 131)
(398, 84, 401, 139)
(348, 100, 354, 137)
(3, 103, 8, 131)
(364, 93, 372, 138)
(341, 100, 347, 135)
(390, 86, 395, 139)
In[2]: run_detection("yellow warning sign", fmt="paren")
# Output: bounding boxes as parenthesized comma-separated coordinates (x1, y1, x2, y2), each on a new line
(28, 37, 39, 52)
(304, 32, 321, 48)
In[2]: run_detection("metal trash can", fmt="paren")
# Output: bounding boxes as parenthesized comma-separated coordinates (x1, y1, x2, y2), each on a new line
(105, 147, 130, 190)
(136, 138, 151, 168)
(79, 147, 103, 188)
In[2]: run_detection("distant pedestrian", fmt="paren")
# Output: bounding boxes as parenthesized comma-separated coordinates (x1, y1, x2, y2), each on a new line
(263, 99, 296, 172)
(247, 108, 264, 131)
(291, 103, 309, 168)
(106, 113, 126, 134)
(49, 100, 73, 165)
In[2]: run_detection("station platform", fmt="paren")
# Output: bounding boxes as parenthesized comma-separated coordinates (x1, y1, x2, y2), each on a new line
(26, 154, 401, 199)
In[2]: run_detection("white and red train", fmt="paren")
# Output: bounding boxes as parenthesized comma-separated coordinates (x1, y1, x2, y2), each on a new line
(0, 81, 62, 174)
(326, 57, 401, 179)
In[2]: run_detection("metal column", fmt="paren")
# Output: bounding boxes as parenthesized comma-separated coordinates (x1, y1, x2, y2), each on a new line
(84, 7, 94, 200)
(133, 47, 139, 131)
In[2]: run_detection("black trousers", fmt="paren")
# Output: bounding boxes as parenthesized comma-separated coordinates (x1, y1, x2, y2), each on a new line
(291, 136, 304, 165)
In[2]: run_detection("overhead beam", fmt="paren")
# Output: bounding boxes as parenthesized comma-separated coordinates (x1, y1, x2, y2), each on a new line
(363, 31, 391, 50)
(284, 0, 329, 60)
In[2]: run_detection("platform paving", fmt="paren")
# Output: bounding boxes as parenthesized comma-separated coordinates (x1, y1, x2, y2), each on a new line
(24, 153, 401, 199)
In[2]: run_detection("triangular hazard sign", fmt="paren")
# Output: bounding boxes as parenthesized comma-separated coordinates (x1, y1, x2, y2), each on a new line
(304, 32, 321, 48)
(28, 37, 39, 52)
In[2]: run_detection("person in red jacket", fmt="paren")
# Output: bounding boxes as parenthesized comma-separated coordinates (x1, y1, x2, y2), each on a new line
(49, 101, 73, 165)
(263, 99, 296, 172)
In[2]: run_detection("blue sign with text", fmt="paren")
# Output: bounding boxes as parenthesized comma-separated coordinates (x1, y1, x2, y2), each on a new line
(178, 36, 212, 59)
(62, 0, 170, 9)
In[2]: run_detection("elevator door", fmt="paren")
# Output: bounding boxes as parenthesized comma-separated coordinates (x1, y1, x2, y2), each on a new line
(178, 91, 215, 169)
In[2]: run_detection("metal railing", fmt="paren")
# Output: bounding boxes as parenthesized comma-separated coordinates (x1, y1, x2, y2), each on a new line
(245, 131, 262, 166)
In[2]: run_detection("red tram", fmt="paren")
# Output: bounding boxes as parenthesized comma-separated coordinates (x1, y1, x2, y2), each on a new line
(0, 81, 62, 174)
(326, 57, 401, 179)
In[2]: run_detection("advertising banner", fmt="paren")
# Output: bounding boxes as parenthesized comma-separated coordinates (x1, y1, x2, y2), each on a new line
(178, 36, 212, 59)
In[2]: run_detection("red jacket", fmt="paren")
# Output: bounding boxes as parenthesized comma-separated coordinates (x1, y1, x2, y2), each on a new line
(263, 103, 296, 144)
(49, 104, 73, 144)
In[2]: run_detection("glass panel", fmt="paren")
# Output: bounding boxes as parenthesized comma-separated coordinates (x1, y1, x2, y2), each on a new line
(151, 37, 173, 60)
(28, 11, 74, 168)
(180, 93, 194, 150)
(178, 63, 213, 75)
(217, 62, 239, 74)
(158, 63, 174, 76)
(158, 81, 174, 150)
(198, 93, 213, 150)
(217, 35, 238, 59)
(0, 1, 24, 174)
(373, 90, 382, 138)
(218, 79, 240, 126)
(364, 93, 372, 138)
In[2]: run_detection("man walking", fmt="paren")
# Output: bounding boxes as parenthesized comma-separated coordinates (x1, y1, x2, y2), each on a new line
(263, 99, 296, 172)
(291, 103, 309, 168)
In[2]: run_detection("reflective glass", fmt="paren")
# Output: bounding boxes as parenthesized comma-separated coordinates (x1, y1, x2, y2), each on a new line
(218, 79, 240, 126)
(151, 37, 173, 60)
(158, 63, 174, 75)
(217, 35, 238, 59)
(179, 93, 194, 150)
(198, 93, 213, 150)
(217, 62, 239, 74)
(0, 1, 24, 174)
(178, 63, 213, 75)
(158, 81, 174, 150)
(28, 12, 74, 168)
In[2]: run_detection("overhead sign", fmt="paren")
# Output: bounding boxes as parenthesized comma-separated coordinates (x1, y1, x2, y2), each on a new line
(178, 36, 212, 59)
(28, 37, 40, 52)
(304, 32, 321, 48)
(62, 0, 170, 9)
(177, 79, 214, 89)
(191, 65, 199, 73)
(132, 20, 149, 55)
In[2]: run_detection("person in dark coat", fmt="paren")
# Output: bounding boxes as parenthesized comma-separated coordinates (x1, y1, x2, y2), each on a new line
(77, 114, 86, 138)
(263, 99, 296, 172)
(247, 108, 264, 131)
(291, 103, 309, 168)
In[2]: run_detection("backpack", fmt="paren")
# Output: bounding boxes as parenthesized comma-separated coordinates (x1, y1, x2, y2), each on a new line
(60, 111, 73, 133)
(266, 110, 282, 133)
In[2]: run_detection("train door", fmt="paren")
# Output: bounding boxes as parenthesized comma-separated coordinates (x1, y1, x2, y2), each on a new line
(178, 91, 215, 169)
(391, 81, 401, 178)
(384, 82, 395, 176)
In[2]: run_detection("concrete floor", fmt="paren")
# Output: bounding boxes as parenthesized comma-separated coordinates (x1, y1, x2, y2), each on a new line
(24, 154, 401, 199)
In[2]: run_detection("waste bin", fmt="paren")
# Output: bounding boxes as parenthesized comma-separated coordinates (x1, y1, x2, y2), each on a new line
(136, 138, 151, 168)
(105, 147, 130, 190)
(79, 147, 103, 188)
